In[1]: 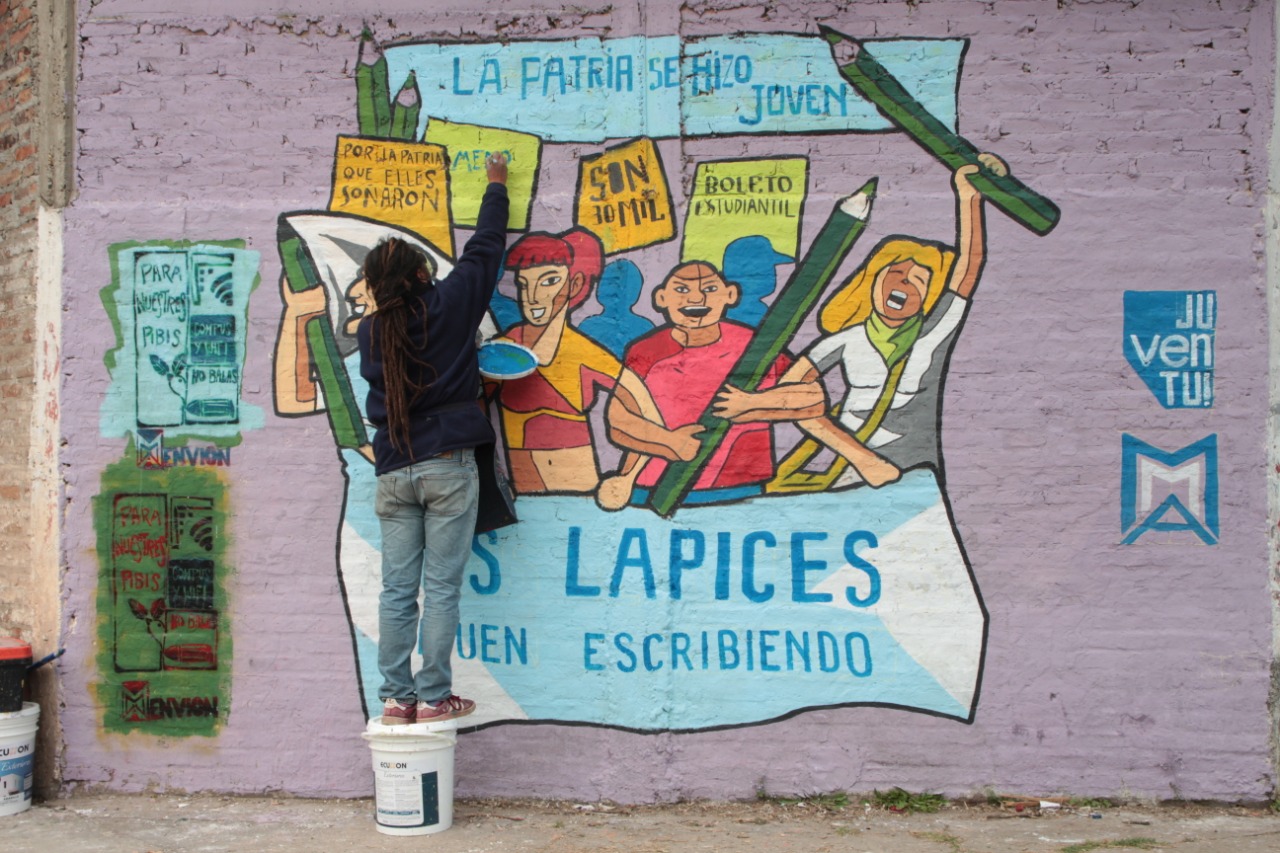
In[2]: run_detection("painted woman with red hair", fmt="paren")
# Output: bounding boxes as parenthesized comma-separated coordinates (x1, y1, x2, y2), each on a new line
(493, 228, 622, 494)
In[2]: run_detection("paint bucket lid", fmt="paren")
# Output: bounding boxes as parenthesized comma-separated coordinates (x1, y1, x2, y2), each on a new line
(0, 638, 31, 662)
(365, 716, 459, 736)
(478, 340, 538, 380)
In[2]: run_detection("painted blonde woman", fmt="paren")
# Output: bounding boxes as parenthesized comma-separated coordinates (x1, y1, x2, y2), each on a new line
(712, 154, 1007, 490)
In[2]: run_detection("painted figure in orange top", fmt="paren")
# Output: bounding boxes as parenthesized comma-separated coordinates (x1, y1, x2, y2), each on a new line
(493, 228, 621, 494)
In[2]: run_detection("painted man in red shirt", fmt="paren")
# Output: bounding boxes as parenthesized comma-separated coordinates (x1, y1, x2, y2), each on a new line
(600, 262, 820, 509)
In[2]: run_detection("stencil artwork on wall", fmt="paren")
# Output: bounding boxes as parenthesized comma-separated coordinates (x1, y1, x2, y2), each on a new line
(1120, 434, 1219, 545)
(93, 452, 232, 734)
(273, 25, 1061, 731)
(1124, 291, 1215, 409)
(136, 428, 233, 469)
(101, 241, 262, 441)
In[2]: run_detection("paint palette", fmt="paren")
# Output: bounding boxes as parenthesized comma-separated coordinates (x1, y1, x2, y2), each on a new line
(478, 340, 538, 380)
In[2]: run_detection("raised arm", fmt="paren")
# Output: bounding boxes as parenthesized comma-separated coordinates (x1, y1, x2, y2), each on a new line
(446, 152, 511, 324)
(947, 152, 1007, 300)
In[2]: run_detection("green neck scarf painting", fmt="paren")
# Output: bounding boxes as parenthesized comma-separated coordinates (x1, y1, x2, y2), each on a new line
(866, 310, 923, 368)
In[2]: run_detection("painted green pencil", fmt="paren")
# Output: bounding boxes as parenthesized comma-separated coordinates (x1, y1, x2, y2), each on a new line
(356, 34, 392, 137)
(820, 24, 1060, 236)
(648, 180, 877, 517)
(276, 225, 369, 450)
(389, 72, 422, 141)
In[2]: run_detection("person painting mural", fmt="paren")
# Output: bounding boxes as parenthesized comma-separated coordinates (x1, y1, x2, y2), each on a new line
(491, 228, 621, 494)
(714, 154, 1007, 491)
(356, 152, 510, 724)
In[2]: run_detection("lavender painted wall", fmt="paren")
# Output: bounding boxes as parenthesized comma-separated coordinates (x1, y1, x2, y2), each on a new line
(57, 0, 1276, 801)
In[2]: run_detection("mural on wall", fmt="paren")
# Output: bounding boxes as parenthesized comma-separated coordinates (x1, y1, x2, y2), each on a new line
(92, 241, 258, 734)
(93, 455, 232, 734)
(274, 26, 1060, 731)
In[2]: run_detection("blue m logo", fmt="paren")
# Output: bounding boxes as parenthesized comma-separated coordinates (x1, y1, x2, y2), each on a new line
(1120, 434, 1218, 545)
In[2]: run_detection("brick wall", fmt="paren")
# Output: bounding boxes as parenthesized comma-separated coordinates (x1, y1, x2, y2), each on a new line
(0, 0, 67, 799)
(0, 1, 40, 636)
(51, 0, 1280, 803)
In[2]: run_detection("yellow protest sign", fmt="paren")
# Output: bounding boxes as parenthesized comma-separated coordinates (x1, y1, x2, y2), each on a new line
(329, 136, 453, 256)
(682, 158, 808, 266)
(575, 138, 675, 254)
(425, 120, 540, 231)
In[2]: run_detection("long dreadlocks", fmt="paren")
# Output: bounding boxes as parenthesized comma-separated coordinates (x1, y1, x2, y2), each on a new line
(361, 237, 437, 456)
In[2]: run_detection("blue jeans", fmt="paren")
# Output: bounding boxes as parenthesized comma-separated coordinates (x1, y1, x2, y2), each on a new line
(374, 449, 478, 704)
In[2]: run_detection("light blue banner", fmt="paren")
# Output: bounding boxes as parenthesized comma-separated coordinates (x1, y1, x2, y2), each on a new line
(443, 470, 985, 731)
(384, 34, 964, 143)
(682, 34, 963, 136)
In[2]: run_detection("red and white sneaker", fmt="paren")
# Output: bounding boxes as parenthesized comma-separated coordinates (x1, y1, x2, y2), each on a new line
(381, 698, 416, 726)
(416, 695, 475, 722)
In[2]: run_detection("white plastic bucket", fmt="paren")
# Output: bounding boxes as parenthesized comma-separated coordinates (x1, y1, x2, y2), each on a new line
(362, 717, 457, 835)
(0, 703, 38, 817)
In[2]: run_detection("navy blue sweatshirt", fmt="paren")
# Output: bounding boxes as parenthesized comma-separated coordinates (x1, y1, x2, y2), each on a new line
(357, 183, 510, 475)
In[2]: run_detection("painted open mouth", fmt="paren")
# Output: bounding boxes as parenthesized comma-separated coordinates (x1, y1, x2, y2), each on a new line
(529, 307, 547, 320)
(886, 290, 909, 311)
(680, 306, 711, 318)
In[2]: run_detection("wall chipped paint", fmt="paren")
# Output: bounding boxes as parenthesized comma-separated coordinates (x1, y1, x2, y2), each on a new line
(56, 1, 1276, 802)
(1, 0, 69, 799)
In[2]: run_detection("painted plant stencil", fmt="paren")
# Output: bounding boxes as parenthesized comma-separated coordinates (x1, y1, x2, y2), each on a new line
(101, 241, 262, 440)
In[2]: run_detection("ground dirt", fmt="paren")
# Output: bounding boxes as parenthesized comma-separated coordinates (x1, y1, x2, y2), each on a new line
(6, 793, 1280, 852)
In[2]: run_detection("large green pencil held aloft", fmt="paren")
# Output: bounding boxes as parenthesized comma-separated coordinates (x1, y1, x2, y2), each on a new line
(820, 25, 1060, 236)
